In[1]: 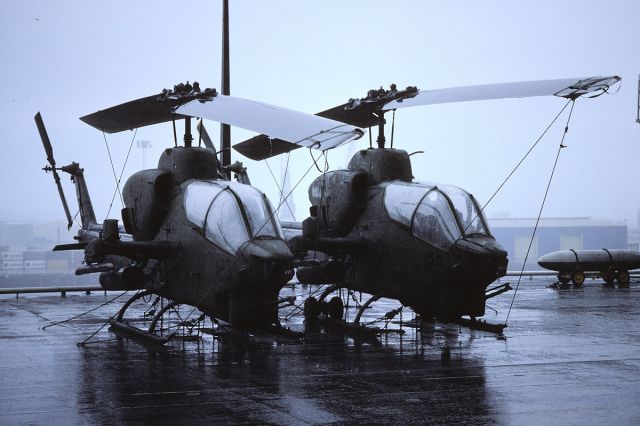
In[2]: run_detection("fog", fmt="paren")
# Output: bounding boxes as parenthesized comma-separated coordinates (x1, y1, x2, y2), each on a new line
(1, 0, 639, 234)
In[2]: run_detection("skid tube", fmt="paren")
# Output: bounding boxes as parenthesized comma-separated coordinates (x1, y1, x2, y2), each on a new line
(108, 290, 170, 344)
(315, 293, 405, 338)
(109, 320, 169, 345)
(452, 317, 507, 334)
(109, 291, 199, 345)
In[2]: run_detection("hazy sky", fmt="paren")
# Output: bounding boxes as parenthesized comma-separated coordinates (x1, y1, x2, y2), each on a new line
(1, 0, 639, 236)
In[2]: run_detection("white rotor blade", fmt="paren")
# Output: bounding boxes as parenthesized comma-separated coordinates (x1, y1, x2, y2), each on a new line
(383, 76, 620, 110)
(176, 95, 364, 151)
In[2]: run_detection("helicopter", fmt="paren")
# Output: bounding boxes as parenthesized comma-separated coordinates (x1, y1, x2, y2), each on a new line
(35, 79, 370, 343)
(225, 76, 621, 329)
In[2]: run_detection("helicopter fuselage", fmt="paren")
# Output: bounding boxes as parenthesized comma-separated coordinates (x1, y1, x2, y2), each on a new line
(149, 178, 293, 325)
(293, 148, 508, 320)
(65, 147, 294, 327)
(342, 185, 506, 319)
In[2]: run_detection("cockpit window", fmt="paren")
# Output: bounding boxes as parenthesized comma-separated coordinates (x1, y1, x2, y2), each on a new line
(441, 185, 489, 236)
(204, 189, 250, 254)
(184, 181, 222, 228)
(184, 180, 284, 254)
(413, 190, 460, 251)
(384, 182, 432, 227)
(384, 181, 490, 251)
(227, 182, 282, 238)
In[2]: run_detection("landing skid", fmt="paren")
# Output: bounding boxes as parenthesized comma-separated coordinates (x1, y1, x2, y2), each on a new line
(399, 316, 507, 335)
(302, 290, 507, 338)
(110, 291, 301, 345)
(452, 317, 507, 335)
(315, 316, 404, 338)
(110, 319, 170, 345)
(109, 291, 205, 345)
(303, 292, 405, 339)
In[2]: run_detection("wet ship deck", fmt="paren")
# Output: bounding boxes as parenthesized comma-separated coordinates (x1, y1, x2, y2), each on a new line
(1, 277, 639, 425)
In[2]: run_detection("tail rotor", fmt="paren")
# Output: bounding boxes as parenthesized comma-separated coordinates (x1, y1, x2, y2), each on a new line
(35, 112, 73, 230)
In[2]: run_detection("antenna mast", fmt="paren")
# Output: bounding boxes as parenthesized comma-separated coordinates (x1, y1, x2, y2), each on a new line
(636, 74, 640, 124)
(220, 0, 231, 178)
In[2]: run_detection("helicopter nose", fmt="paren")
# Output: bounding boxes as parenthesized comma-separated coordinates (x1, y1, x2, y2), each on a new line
(239, 238, 294, 285)
(453, 237, 508, 278)
(437, 236, 508, 320)
(482, 239, 508, 277)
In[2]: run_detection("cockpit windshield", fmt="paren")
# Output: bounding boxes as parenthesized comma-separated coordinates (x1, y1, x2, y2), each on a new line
(184, 181, 284, 254)
(384, 181, 490, 251)
(440, 184, 487, 236)
(413, 189, 460, 251)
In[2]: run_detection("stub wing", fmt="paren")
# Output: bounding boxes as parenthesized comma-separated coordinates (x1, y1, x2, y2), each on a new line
(383, 76, 621, 110)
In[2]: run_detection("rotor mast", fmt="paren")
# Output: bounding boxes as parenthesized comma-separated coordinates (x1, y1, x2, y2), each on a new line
(220, 0, 231, 178)
(184, 117, 193, 147)
(376, 111, 386, 149)
(345, 84, 418, 150)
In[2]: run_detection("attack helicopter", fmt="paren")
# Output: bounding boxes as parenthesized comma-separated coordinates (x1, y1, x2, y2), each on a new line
(35, 85, 303, 342)
(35, 1, 324, 343)
(226, 76, 621, 328)
(37, 75, 371, 342)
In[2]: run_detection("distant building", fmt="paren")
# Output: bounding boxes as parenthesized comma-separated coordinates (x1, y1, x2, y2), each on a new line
(0, 222, 33, 246)
(0, 221, 85, 275)
(627, 210, 640, 251)
(33, 220, 80, 245)
(0, 221, 79, 247)
(489, 217, 628, 270)
(629, 229, 639, 251)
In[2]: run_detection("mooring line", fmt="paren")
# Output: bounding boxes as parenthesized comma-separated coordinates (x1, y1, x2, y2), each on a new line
(505, 100, 576, 324)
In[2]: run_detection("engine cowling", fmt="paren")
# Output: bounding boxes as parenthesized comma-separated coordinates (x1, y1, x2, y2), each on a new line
(122, 169, 172, 240)
(307, 170, 368, 237)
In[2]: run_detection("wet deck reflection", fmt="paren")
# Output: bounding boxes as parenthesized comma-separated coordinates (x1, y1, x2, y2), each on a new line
(1, 278, 639, 424)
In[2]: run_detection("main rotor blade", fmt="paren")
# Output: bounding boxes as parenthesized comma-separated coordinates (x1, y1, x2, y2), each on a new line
(383, 76, 621, 110)
(176, 95, 364, 151)
(233, 135, 301, 160)
(80, 94, 185, 133)
(34, 112, 73, 230)
(315, 102, 378, 128)
(196, 120, 216, 151)
(232, 102, 377, 161)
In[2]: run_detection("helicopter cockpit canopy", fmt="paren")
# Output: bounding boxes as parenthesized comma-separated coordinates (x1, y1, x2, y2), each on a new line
(184, 181, 284, 254)
(384, 181, 490, 251)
